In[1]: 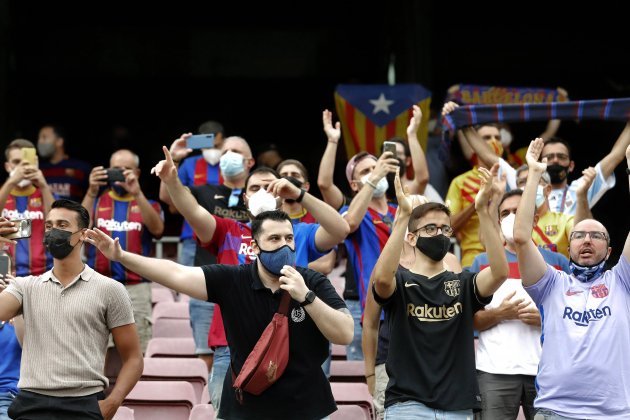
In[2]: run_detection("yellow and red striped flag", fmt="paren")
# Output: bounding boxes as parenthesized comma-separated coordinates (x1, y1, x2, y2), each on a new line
(334, 84, 431, 159)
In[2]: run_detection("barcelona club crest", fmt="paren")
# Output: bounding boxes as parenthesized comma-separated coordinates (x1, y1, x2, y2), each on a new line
(591, 284, 609, 298)
(444, 280, 461, 297)
(544, 225, 558, 236)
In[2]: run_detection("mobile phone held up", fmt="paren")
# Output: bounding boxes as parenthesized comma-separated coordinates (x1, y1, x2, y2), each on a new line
(2, 219, 32, 240)
(0, 253, 11, 276)
(22, 147, 37, 165)
(186, 134, 215, 150)
(382, 141, 397, 157)
(106, 168, 126, 183)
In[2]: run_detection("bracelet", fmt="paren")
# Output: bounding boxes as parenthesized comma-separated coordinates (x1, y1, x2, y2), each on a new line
(365, 179, 377, 189)
(296, 188, 306, 203)
(365, 373, 375, 378)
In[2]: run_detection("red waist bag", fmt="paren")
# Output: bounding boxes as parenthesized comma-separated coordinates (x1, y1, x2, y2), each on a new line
(233, 291, 291, 404)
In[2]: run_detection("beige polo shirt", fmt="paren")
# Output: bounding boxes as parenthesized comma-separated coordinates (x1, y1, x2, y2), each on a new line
(5, 265, 134, 397)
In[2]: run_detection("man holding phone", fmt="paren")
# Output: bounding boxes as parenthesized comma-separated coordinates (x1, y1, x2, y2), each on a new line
(0, 139, 55, 277)
(82, 149, 164, 352)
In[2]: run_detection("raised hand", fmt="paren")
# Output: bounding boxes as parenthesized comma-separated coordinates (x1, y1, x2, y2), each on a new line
(150, 146, 180, 185)
(372, 152, 400, 181)
(0, 218, 17, 245)
(169, 133, 194, 163)
(322, 110, 341, 144)
(441, 101, 459, 116)
(266, 178, 301, 200)
(278, 265, 309, 301)
(577, 167, 596, 197)
(394, 170, 412, 216)
(122, 169, 140, 197)
(475, 166, 494, 211)
(87, 166, 108, 197)
(84, 228, 123, 262)
(406, 105, 422, 137)
(525, 138, 547, 173)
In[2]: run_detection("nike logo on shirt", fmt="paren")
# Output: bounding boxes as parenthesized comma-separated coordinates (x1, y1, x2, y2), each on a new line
(565, 289, 583, 296)
(405, 282, 420, 288)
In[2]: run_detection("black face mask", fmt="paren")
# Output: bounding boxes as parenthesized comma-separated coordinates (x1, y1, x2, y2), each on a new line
(415, 234, 451, 261)
(43, 228, 81, 260)
(546, 164, 570, 184)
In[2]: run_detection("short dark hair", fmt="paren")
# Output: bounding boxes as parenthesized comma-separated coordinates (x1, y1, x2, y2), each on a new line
(245, 167, 280, 190)
(197, 120, 224, 135)
(41, 124, 66, 140)
(51, 199, 90, 229)
(497, 190, 523, 218)
(543, 136, 572, 157)
(251, 210, 292, 242)
(5, 139, 35, 160)
(381, 137, 410, 158)
(276, 159, 309, 182)
(473, 122, 500, 131)
(408, 202, 451, 232)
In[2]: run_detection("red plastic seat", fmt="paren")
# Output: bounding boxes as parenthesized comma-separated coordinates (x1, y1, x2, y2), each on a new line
(189, 404, 215, 420)
(141, 358, 208, 403)
(123, 381, 196, 420)
(145, 337, 196, 358)
(200, 384, 210, 405)
(331, 404, 372, 420)
(330, 382, 375, 419)
(152, 286, 175, 307)
(330, 360, 366, 382)
(112, 406, 135, 420)
(331, 344, 347, 360)
(152, 301, 190, 321)
(152, 318, 193, 338)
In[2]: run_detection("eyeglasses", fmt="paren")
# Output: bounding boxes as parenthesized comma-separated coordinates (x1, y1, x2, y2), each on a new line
(570, 231, 608, 242)
(414, 223, 454, 237)
(542, 152, 570, 162)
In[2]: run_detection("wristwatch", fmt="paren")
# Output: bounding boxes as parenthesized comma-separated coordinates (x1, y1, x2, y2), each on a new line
(300, 290, 316, 307)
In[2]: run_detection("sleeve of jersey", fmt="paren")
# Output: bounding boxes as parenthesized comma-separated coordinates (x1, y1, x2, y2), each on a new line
(106, 281, 136, 329)
(149, 200, 165, 221)
(178, 158, 194, 186)
(4, 277, 26, 305)
(445, 178, 463, 213)
(584, 162, 616, 208)
(371, 270, 400, 306)
(296, 222, 329, 260)
(498, 157, 518, 191)
(612, 255, 630, 294)
(468, 271, 492, 311)
(201, 264, 238, 304)
(522, 264, 559, 307)
(302, 268, 347, 310)
(196, 214, 228, 255)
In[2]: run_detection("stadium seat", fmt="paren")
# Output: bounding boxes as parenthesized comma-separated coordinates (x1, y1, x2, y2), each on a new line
(189, 404, 215, 420)
(331, 344, 347, 360)
(112, 406, 135, 420)
(330, 382, 375, 420)
(200, 384, 210, 405)
(152, 302, 192, 338)
(152, 301, 190, 321)
(141, 358, 208, 403)
(177, 293, 191, 303)
(123, 380, 196, 420)
(145, 337, 196, 358)
(151, 285, 175, 306)
(331, 404, 371, 420)
(330, 360, 366, 382)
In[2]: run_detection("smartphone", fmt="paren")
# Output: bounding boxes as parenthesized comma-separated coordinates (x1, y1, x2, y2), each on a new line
(186, 134, 215, 150)
(3, 219, 32, 240)
(22, 148, 37, 165)
(383, 141, 397, 157)
(0, 254, 11, 276)
(106, 168, 126, 182)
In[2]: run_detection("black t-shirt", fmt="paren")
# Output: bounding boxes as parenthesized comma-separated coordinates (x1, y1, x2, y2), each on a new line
(374, 269, 490, 411)
(190, 184, 249, 266)
(202, 263, 348, 420)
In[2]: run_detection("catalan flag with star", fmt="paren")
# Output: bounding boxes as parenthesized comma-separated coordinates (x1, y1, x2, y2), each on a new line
(334, 84, 431, 158)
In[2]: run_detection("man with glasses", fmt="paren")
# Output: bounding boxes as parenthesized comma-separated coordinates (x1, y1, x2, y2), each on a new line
(513, 139, 630, 419)
(371, 169, 508, 418)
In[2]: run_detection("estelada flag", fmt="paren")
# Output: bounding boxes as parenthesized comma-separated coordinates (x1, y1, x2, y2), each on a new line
(334, 84, 431, 159)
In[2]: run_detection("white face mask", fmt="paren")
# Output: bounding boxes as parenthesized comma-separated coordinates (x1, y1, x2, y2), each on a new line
(499, 128, 513, 147)
(9, 169, 31, 188)
(500, 213, 516, 244)
(536, 185, 546, 208)
(202, 148, 222, 166)
(361, 174, 388, 198)
(247, 189, 279, 217)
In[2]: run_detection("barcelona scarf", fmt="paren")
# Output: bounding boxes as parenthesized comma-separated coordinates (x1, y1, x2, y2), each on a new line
(334, 84, 432, 158)
(445, 84, 567, 106)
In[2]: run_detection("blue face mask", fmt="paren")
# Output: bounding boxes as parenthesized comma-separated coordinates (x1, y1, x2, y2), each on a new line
(569, 258, 607, 282)
(257, 244, 296, 276)
(535, 185, 546, 208)
(220, 151, 245, 178)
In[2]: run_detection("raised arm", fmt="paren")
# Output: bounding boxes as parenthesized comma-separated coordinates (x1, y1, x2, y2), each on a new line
(159, 133, 193, 207)
(472, 165, 509, 297)
(623, 144, 630, 261)
(406, 105, 429, 194)
(361, 271, 380, 395)
(82, 166, 108, 224)
(0, 269, 21, 322)
(317, 110, 346, 210)
(574, 167, 596, 224)
(598, 122, 630, 179)
(151, 146, 216, 243)
(85, 227, 208, 300)
(123, 169, 164, 237)
(514, 139, 549, 286)
(28, 161, 55, 215)
(373, 172, 412, 299)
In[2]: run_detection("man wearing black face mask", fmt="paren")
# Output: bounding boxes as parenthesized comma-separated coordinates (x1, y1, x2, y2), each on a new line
(85, 209, 354, 420)
(371, 170, 508, 417)
(82, 149, 164, 353)
(0, 199, 143, 420)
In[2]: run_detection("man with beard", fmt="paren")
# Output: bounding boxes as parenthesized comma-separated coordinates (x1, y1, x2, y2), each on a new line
(514, 139, 630, 419)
